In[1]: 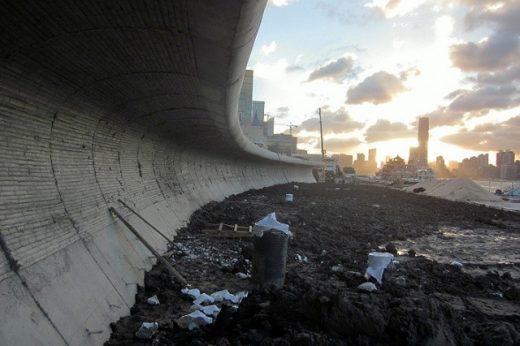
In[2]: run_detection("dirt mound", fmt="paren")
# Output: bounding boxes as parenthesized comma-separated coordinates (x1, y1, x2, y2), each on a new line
(106, 183, 520, 345)
(405, 178, 503, 202)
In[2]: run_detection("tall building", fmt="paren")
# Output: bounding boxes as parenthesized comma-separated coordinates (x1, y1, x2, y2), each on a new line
(266, 134, 297, 156)
(332, 154, 353, 169)
(263, 117, 274, 137)
(237, 69, 299, 157)
(448, 160, 459, 171)
(252, 101, 265, 126)
(496, 150, 515, 168)
(500, 164, 518, 180)
(478, 153, 489, 167)
(238, 70, 253, 125)
(368, 148, 377, 163)
(408, 147, 419, 166)
(417, 117, 429, 168)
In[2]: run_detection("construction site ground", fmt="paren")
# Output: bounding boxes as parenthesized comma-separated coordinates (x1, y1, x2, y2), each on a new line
(106, 183, 520, 345)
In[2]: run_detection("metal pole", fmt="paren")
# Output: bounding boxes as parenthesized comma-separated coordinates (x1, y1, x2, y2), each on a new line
(117, 199, 172, 244)
(109, 207, 188, 286)
(319, 107, 324, 160)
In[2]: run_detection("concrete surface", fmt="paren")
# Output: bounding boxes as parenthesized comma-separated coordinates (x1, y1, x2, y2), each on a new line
(0, 1, 316, 344)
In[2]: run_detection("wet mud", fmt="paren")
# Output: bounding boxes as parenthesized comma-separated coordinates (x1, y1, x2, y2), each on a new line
(106, 183, 520, 345)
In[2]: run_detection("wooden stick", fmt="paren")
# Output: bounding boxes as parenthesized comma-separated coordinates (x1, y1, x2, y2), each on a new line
(203, 233, 253, 239)
(205, 222, 250, 230)
(117, 199, 172, 244)
(109, 207, 188, 286)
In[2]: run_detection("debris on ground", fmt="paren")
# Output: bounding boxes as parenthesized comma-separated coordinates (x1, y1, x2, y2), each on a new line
(295, 253, 308, 263)
(134, 322, 158, 340)
(107, 183, 520, 345)
(357, 282, 378, 292)
(450, 260, 464, 268)
(146, 295, 160, 306)
(366, 252, 394, 284)
(176, 310, 213, 330)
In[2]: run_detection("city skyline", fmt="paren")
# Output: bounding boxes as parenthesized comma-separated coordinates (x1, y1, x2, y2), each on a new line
(247, 0, 520, 164)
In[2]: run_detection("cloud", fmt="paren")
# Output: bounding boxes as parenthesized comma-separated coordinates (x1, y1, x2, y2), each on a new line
(450, 0, 520, 72)
(318, 137, 363, 153)
(306, 57, 356, 83)
(252, 59, 288, 81)
(420, 106, 465, 128)
(286, 65, 305, 73)
(448, 85, 519, 113)
(419, 83, 520, 129)
(450, 35, 520, 72)
(269, 0, 298, 6)
(420, 84, 520, 128)
(275, 106, 290, 118)
(365, 0, 428, 18)
(347, 71, 406, 105)
(399, 67, 421, 81)
(294, 106, 364, 135)
(364, 119, 415, 142)
(463, 0, 520, 34)
(476, 64, 520, 85)
(261, 41, 277, 56)
(441, 115, 520, 153)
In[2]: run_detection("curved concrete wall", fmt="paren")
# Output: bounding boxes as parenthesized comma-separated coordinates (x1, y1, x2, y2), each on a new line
(0, 1, 315, 345)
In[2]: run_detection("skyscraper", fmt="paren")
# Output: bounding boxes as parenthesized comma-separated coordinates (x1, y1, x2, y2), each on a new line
(408, 147, 419, 166)
(496, 150, 515, 168)
(238, 70, 253, 125)
(252, 101, 265, 126)
(368, 148, 377, 163)
(417, 117, 429, 167)
(263, 117, 274, 137)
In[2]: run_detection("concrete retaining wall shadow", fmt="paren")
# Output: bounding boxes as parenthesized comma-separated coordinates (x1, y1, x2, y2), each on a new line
(0, 1, 316, 344)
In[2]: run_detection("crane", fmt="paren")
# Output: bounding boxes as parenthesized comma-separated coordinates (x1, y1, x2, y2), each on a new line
(277, 123, 299, 136)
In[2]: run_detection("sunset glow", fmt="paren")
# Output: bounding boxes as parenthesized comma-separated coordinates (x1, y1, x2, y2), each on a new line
(249, 0, 520, 164)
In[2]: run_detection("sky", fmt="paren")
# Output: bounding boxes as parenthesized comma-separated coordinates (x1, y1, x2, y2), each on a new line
(247, 0, 520, 164)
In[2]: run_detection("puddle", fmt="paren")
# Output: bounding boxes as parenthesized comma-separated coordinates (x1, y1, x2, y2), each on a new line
(392, 226, 520, 278)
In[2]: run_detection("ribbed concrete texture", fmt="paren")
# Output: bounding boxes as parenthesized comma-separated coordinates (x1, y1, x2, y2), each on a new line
(0, 1, 316, 345)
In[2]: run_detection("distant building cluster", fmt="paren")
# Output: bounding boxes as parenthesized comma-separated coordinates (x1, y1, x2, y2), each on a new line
(239, 70, 297, 156)
(378, 117, 433, 180)
(240, 79, 520, 181)
(329, 149, 377, 176)
(450, 149, 519, 180)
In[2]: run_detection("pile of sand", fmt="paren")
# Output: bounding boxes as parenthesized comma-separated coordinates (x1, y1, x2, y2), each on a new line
(405, 178, 503, 202)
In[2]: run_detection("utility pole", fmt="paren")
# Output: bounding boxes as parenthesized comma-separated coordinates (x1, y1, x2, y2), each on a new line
(319, 107, 325, 160)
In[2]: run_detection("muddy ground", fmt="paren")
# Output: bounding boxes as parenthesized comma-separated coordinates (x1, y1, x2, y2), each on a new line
(106, 183, 520, 345)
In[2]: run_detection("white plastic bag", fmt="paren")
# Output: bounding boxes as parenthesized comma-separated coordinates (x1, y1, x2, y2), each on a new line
(210, 290, 248, 304)
(200, 305, 221, 318)
(146, 295, 160, 305)
(358, 282, 378, 292)
(181, 288, 201, 299)
(193, 293, 215, 306)
(365, 252, 394, 284)
(135, 322, 159, 339)
(176, 311, 213, 330)
(254, 212, 291, 238)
